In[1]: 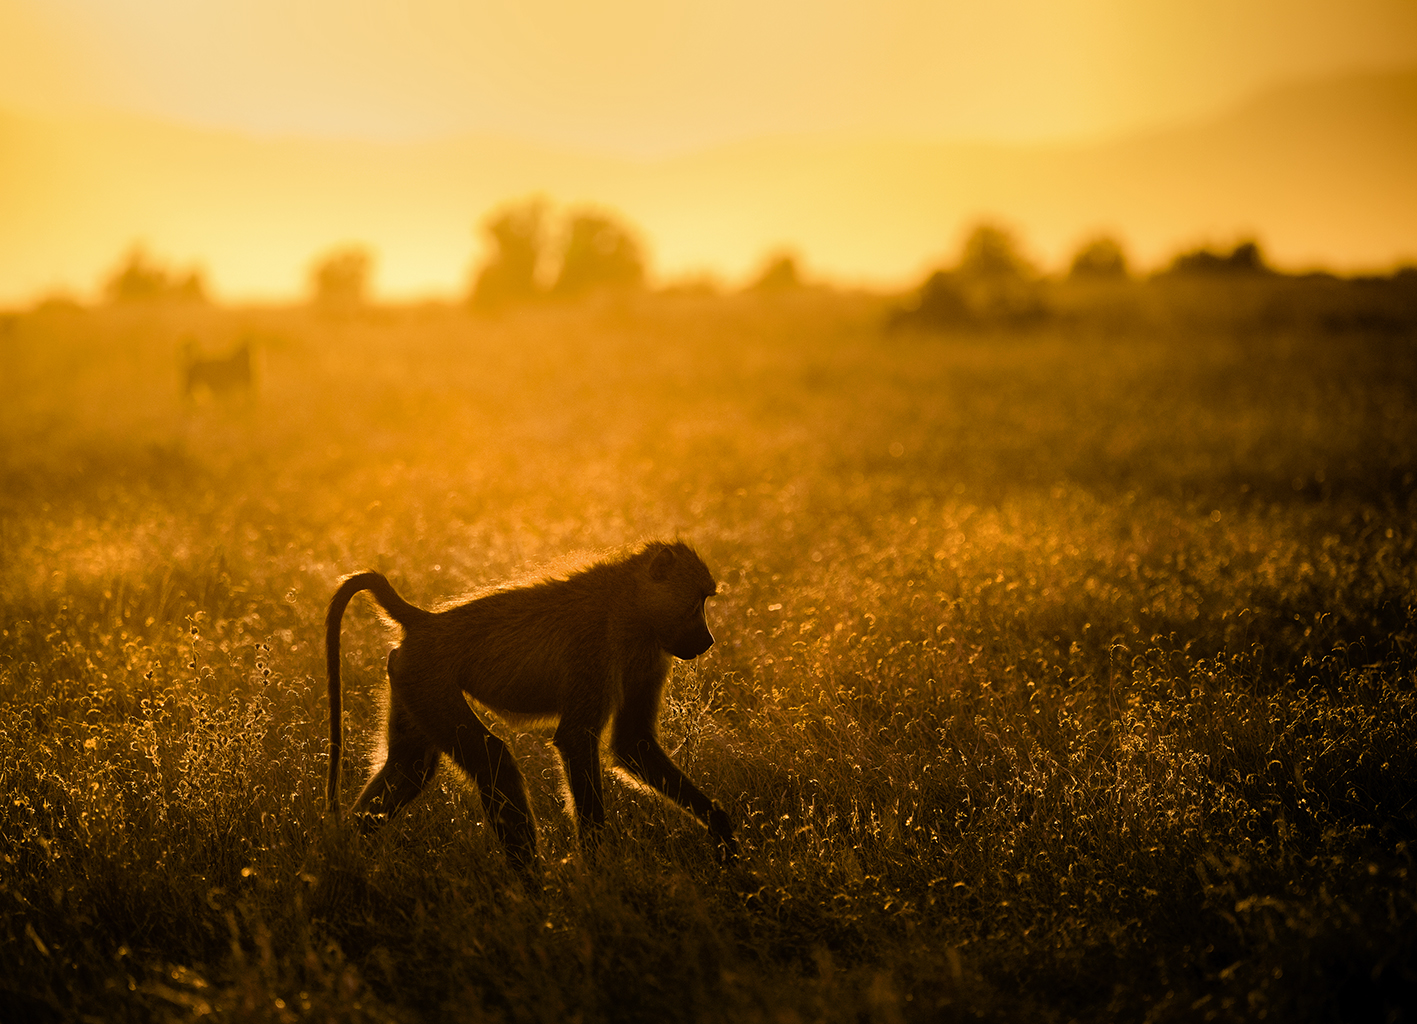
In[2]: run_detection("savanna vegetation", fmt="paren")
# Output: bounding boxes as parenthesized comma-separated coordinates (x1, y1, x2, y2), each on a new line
(1, 265, 1415, 1022)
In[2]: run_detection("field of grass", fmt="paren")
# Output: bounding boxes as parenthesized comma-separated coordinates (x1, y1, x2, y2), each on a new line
(1, 283, 1415, 1022)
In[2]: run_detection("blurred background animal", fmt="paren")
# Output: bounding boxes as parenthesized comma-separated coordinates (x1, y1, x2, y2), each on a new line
(182, 337, 252, 398)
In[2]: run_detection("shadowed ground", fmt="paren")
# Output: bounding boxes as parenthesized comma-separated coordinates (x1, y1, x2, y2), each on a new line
(0, 284, 1413, 1021)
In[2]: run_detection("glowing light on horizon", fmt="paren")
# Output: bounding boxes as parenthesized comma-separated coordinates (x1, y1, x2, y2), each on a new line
(4, 0, 1414, 153)
(1, 1, 1414, 302)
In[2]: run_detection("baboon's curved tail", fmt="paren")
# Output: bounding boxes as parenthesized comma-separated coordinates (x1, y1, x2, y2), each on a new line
(325, 572, 429, 819)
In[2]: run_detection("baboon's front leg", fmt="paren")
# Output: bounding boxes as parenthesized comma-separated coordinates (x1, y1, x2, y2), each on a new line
(553, 721, 605, 849)
(611, 729, 738, 863)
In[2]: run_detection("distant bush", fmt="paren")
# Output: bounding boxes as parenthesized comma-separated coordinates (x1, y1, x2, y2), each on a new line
(749, 251, 803, 292)
(470, 198, 549, 310)
(1068, 235, 1131, 280)
(551, 209, 646, 298)
(470, 200, 647, 309)
(890, 222, 1045, 331)
(104, 246, 206, 303)
(657, 273, 723, 297)
(958, 223, 1034, 281)
(308, 245, 372, 310)
(1164, 239, 1271, 277)
(891, 270, 973, 328)
(1286, 267, 1417, 335)
(29, 292, 86, 315)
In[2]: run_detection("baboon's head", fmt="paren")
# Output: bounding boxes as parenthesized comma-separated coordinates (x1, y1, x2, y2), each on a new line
(643, 542, 717, 660)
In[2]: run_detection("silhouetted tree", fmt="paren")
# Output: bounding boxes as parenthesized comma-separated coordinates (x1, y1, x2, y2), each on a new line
(957, 222, 1045, 324)
(551, 209, 645, 297)
(888, 271, 972, 330)
(750, 251, 803, 292)
(104, 246, 206, 303)
(958, 223, 1034, 281)
(471, 198, 548, 309)
(888, 222, 1047, 331)
(1166, 239, 1271, 276)
(1068, 235, 1130, 280)
(309, 245, 373, 309)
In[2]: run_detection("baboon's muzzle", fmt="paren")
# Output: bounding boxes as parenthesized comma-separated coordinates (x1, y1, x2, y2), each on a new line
(671, 625, 714, 660)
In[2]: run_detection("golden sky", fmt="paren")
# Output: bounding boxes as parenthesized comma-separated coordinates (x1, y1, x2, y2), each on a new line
(1, 0, 1415, 301)
(5, 0, 1415, 153)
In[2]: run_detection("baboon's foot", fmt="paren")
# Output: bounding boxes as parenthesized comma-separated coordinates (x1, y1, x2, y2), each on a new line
(708, 804, 738, 865)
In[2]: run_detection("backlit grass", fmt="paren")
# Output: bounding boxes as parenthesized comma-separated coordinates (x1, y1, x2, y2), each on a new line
(1, 286, 1414, 1021)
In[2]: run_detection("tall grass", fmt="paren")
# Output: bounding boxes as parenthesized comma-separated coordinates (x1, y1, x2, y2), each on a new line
(1, 288, 1413, 1021)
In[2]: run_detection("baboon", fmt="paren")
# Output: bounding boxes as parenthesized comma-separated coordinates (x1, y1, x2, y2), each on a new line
(183, 339, 252, 397)
(325, 541, 737, 869)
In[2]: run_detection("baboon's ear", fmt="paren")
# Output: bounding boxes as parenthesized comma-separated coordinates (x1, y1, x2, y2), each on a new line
(649, 546, 676, 581)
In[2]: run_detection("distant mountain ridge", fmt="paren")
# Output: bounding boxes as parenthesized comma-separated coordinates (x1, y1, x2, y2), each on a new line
(1, 67, 1413, 303)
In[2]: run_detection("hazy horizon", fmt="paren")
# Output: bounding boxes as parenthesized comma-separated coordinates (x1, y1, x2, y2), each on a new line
(6, 0, 1415, 153)
(3, 0, 1415, 303)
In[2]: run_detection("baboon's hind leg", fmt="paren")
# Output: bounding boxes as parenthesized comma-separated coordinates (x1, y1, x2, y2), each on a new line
(423, 699, 538, 870)
(351, 697, 441, 831)
(552, 719, 606, 850)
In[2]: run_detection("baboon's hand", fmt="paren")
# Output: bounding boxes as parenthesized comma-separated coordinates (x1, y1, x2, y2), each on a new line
(708, 804, 738, 865)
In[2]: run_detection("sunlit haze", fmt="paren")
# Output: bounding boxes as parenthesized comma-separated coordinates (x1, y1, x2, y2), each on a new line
(2, 0, 1415, 301)
(6, 4, 1417, 1011)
